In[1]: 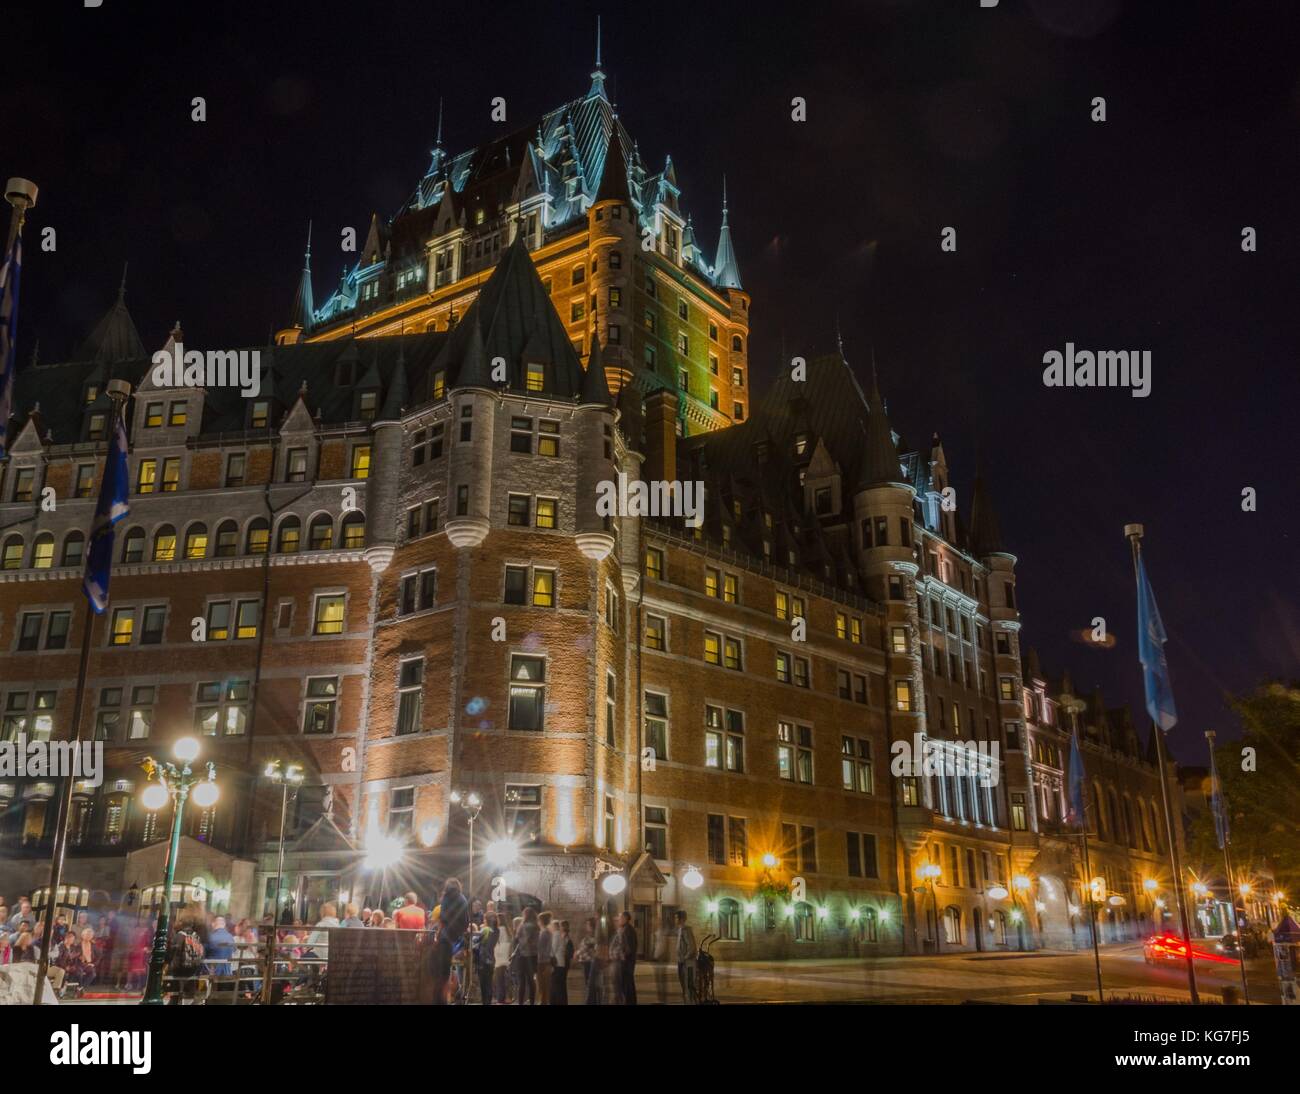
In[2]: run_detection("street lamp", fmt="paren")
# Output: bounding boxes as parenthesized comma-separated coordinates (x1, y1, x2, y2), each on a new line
(450, 790, 483, 1002)
(919, 863, 942, 954)
(449, 789, 483, 899)
(263, 761, 304, 926)
(1011, 874, 1032, 951)
(140, 737, 218, 1005)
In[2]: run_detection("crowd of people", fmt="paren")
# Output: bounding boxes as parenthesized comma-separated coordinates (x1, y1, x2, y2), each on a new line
(0, 882, 707, 1004)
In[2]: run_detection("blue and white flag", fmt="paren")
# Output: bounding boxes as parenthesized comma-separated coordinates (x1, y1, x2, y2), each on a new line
(83, 406, 130, 612)
(1136, 554, 1178, 732)
(1208, 744, 1230, 850)
(0, 231, 21, 459)
(1066, 726, 1086, 828)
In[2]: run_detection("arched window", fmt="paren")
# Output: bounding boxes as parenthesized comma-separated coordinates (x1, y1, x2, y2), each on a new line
(32, 533, 55, 569)
(308, 514, 334, 551)
(791, 901, 815, 942)
(943, 905, 963, 945)
(214, 520, 238, 558)
(717, 897, 741, 941)
(1092, 781, 1106, 838)
(1, 534, 24, 570)
(61, 531, 85, 568)
(276, 516, 301, 554)
(340, 511, 366, 549)
(246, 517, 269, 555)
(153, 525, 177, 562)
(121, 526, 145, 564)
(731, 334, 743, 352)
(184, 522, 208, 560)
(855, 906, 879, 943)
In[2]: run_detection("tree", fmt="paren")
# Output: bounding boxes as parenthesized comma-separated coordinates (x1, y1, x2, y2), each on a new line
(1188, 683, 1300, 903)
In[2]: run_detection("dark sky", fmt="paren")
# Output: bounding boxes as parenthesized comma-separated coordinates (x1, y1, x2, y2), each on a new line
(8, 0, 1297, 761)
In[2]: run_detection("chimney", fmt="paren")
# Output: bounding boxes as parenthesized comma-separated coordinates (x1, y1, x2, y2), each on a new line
(643, 388, 679, 485)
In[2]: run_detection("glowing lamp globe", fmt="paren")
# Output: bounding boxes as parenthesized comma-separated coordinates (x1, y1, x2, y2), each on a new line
(682, 866, 704, 891)
(191, 779, 219, 808)
(987, 885, 1009, 900)
(141, 783, 169, 811)
(1143, 877, 1159, 892)
(173, 737, 201, 764)
(486, 838, 519, 868)
(601, 873, 627, 896)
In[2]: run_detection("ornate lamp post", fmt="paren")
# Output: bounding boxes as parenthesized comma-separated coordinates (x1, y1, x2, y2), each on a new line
(139, 737, 219, 1005)
(263, 761, 304, 925)
(1011, 874, 1032, 951)
(449, 789, 482, 1002)
(919, 862, 943, 954)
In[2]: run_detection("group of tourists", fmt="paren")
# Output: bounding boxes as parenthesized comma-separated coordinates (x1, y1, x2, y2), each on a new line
(0, 893, 152, 993)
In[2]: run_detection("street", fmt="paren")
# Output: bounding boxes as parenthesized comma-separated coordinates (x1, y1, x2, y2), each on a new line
(634, 944, 1279, 1005)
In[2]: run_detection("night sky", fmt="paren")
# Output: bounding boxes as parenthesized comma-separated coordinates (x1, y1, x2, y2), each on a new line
(7, 0, 1297, 761)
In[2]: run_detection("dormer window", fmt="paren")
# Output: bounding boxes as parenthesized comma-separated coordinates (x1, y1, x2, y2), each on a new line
(87, 413, 107, 442)
(169, 401, 187, 427)
(432, 371, 446, 400)
(84, 384, 100, 406)
(250, 401, 269, 429)
(525, 364, 545, 393)
(794, 433, 809, 456)
(358, 391, 378, 422)
(145, 402, 164, 428)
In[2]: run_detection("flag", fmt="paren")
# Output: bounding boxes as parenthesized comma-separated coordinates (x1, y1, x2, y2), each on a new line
(83, 405, 130, 612)
(1066, 726, 1086, 827)
(1208, 744, 1230, 850)
(0, 231, 21, 459)
(1136, 554, 1178, 732)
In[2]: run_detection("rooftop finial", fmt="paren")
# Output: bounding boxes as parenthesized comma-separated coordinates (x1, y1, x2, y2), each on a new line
(118, 261, 128, 300)
(435, 97, 444, 148)
(588, 16, 607, 98)
(721, 174, 729, 222)
(304, 221, 312, 268)
(835, 314, 846, 362)
(596, 15, 603, 70)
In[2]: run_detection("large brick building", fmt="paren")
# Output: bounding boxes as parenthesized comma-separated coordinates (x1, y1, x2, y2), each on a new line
(0, 56, 1185, 962)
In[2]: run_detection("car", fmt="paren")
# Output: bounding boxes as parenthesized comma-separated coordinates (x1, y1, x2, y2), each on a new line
(1214, 933, 1242, 958)
(1143, 933, 1189, 964)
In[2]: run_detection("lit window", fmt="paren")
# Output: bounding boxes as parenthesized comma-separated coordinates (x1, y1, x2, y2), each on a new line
(351, 445, 371, 479)
(313, 594, 345, 635)
(704, 631, 721, 665)
(110, 608, 135, 646)
(532, 569, 555, 607)
(508, 655, 545, 731)
(645, 613, 666, 650)
(535, 498, 557, 529)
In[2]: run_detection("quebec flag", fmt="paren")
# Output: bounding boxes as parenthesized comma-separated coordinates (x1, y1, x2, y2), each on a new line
(1065, 726, 1086, 828)
(83, 406, 130, 612)
(1136, 554, 1178, 733)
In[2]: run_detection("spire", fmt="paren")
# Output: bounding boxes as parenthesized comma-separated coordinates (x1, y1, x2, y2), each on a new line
(435, 97, 444, 149)
(968, 471, 1005, 556)
(859, 368, 905, 487)
(287, 223, 315, 332)
(595, 123, 631, 205)
(75, 269, 147, 363)
(580, 332, 613, 406)
(713, 176, 743, 290)
(379, 341, 409, 421)
(456, 313, 493, 389)
(588, 16, 607, 99)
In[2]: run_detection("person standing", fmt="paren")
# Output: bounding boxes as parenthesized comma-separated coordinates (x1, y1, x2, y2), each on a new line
(476, 912, 499, 1004)
(550, 920, 574, 1005)
(206, 916, 236, 976)
(434, 878, 469, 1004)
(674, 910, 697, 1004)
(492, 915, 514, 1003)
(616, 911, 638, 1005)
(393, 892, 426, 931)
(535, 911, 554, 1005)
(513, 907, 539, 1005)
(576, 918, 600, 1002)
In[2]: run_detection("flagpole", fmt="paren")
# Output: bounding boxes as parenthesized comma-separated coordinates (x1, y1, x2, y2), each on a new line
(30, 379, 131, 1005)
(1206, 730, 1251, 1004)
(1125, 523, 1199, 1005)
(1079, 815, 1105, 1003)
